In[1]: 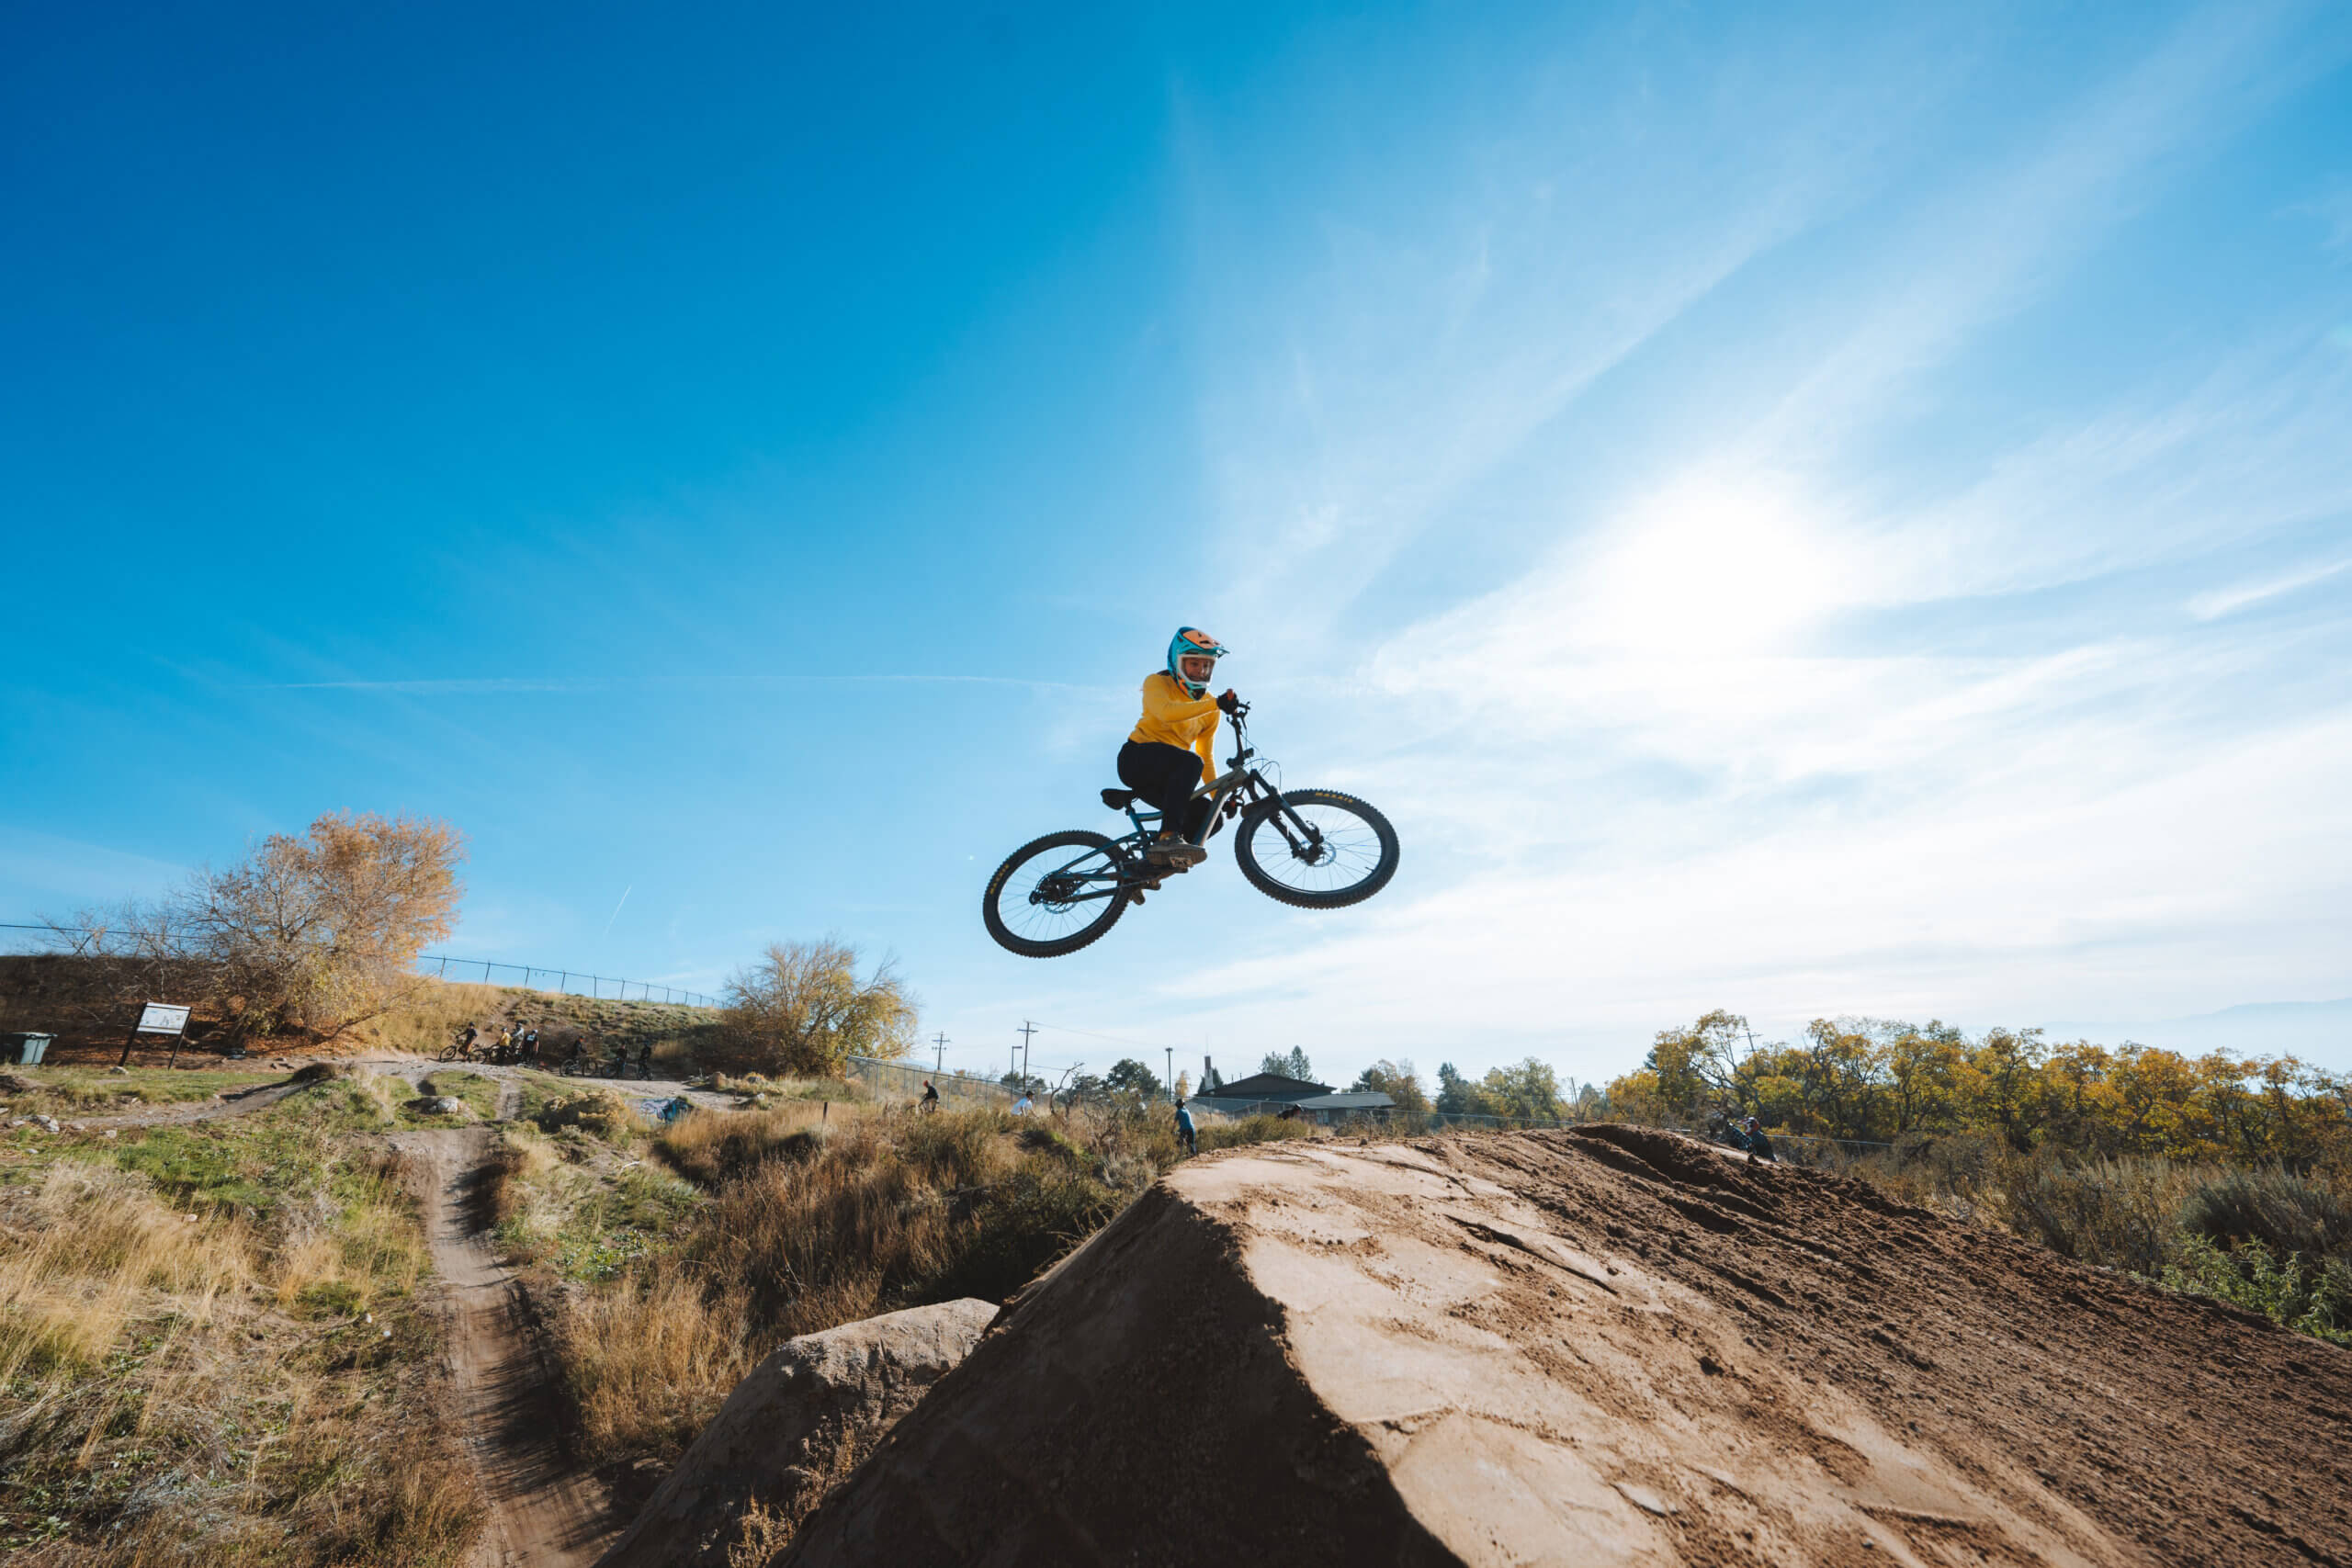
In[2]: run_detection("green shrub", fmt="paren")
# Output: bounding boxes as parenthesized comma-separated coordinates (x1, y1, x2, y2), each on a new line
(2161, 1234, 2352, 1346)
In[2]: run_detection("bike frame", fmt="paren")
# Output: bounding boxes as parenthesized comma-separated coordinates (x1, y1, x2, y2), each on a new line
(1025, 705, 1331, 910)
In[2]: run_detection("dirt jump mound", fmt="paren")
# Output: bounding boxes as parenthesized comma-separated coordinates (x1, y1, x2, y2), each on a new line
(778, 1127, 2351, 1566)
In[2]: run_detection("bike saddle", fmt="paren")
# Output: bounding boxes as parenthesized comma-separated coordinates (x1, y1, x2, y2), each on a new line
(1100, 788, 1138, 810)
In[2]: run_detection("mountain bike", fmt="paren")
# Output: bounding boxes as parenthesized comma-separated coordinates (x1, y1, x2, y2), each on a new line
(982, 703, 1399, 957)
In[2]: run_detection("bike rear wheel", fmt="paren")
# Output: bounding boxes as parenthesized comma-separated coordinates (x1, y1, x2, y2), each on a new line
(1234, 788, 1398, 908)
(983, 829, 1131, 957)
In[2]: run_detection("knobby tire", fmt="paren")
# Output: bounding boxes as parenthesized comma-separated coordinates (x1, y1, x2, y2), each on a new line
(983, 829, 1130, 958)
(1234, 788, 1399, 908)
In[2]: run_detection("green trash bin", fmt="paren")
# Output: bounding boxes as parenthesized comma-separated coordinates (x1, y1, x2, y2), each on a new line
(6, 1033, 51, 1066)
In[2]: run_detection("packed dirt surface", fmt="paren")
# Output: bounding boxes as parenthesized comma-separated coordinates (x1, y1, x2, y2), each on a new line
(391, 1126, 620, 1567)
(782, 1126, 2352, 1567)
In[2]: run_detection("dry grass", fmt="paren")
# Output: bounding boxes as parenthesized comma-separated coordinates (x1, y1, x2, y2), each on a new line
(529, 1095, 1333, 1487)
(348, 976, 724, 1066)
(0, 1165, 257, 1380)
(0, 1082, 481, 1562)
(543, 1100, 1193, 1474)
(654, 1099, 845, 1186)
(1817, 1134, 2352, 1340)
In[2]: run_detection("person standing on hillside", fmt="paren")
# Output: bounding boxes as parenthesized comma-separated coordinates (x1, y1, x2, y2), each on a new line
(1120, 628, 1240, 867)
(1175, 1097, 1197, 1157)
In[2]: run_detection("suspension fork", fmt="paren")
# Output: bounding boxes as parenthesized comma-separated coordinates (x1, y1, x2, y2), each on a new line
(1241, 771, 1324, 856)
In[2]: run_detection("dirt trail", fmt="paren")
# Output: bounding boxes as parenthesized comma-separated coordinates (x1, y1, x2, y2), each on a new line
(390, 1125, 618, 1568)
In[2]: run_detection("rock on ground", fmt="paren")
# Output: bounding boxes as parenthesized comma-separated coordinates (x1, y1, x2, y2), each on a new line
(779, 1126, 2352, 1568)
(596, 1298, 998, 1568)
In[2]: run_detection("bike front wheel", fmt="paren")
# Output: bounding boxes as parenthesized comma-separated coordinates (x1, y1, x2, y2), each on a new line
(983, 829, 1131, 957)
(1234, 789, 1398, 908)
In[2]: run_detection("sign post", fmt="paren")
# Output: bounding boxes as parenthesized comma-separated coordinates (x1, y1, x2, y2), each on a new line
(119, 1001, 193, 1068)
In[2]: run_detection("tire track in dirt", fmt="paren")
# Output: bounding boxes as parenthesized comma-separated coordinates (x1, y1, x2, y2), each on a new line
(390, 1124, 619, 1567)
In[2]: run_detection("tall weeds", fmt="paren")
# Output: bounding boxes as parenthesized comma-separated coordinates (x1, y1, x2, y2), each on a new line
(548, 1100, 1257, 1472)
(0, 1082, 481, 1562)
(1827, 1134, 2352, 1343)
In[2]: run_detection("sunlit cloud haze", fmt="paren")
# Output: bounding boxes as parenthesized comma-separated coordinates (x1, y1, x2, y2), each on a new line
(3, 1, 2347, 1087)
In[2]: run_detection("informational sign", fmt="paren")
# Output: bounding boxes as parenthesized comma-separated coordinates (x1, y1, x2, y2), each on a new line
(135, 1002, 191, 1036)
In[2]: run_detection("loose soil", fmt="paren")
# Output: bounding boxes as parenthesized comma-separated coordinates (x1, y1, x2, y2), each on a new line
(390, 1125, 621, 1568)
(782, 1125, 2352, 1566)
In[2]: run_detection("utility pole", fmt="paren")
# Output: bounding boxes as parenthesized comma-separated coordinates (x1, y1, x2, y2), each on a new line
(933, 1032, 949, 1077)
(1165, 1046, 1174, 1102)
(1017, 1020, 1038, 1085)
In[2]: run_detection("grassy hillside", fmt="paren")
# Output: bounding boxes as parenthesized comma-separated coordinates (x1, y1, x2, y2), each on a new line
(0, 1068, 483, 1564)
(0, 955, 724, 1068)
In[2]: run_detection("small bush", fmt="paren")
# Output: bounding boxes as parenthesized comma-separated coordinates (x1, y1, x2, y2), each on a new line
(536, 1089, 642, 1141)
(1198, 1113, 1317, 1155)
(2178, 1168, 2348, 1262)
(656, 1102, 832, 1187)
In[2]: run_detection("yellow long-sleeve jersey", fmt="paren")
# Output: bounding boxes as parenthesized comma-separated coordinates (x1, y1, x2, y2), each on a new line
(1127, 671, 1222, 784)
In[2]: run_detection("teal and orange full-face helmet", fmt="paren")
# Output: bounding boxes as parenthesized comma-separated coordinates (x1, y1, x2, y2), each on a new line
(1167, 626, 1227, 696)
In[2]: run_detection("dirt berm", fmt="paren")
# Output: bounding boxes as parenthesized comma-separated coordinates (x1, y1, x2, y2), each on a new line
(776, 1126, 2352, 1566)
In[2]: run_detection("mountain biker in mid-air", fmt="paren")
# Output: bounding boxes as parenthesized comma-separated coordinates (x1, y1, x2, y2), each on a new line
(1121, 627, 1239, 869)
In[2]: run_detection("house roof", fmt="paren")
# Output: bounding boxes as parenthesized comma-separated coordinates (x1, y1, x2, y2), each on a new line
(1202, 1072, 1331, 1100)
(1295, 1092, 1395, 1111)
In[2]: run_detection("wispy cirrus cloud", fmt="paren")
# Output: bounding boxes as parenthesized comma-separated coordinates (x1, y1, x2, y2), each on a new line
(1126, 0, 2352, 1073)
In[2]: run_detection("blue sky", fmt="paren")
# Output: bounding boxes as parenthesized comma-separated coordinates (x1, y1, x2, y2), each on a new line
(5, 0, 2348, 1088)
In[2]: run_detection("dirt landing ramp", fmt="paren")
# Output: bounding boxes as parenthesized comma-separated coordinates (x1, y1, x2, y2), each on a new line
(780, 1127, 2352, 1567)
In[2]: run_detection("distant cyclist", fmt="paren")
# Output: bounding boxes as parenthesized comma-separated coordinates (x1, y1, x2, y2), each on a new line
(920, 1080, 941, 1114)
(1120, 627, 1239, 867)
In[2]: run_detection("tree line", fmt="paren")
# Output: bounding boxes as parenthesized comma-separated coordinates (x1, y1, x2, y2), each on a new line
(1608, 1010, 2352, 1168)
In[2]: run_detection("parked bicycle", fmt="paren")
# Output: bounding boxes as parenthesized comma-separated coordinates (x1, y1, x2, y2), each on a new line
(982, 703, 1398, 957)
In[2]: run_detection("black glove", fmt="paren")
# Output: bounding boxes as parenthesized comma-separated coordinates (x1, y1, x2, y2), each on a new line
(1216, 689, 1239, 714)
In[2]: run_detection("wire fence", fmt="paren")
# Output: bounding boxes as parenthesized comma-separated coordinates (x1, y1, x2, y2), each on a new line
(416, 953, 721, 1009)
(0, 923, 722, 1010)
(847, 1055, 1018, 1107)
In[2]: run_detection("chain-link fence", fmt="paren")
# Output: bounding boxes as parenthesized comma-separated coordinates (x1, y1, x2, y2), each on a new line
(846, 1055, 1019, 1108)
(416, 953, 720, 1008)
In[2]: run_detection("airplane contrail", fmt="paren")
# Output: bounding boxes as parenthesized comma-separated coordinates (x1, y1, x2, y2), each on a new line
(603, 886, 632, 937)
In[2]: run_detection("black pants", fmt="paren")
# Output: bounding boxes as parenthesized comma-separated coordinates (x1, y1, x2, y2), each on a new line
(1118, 740, 1212, 840)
